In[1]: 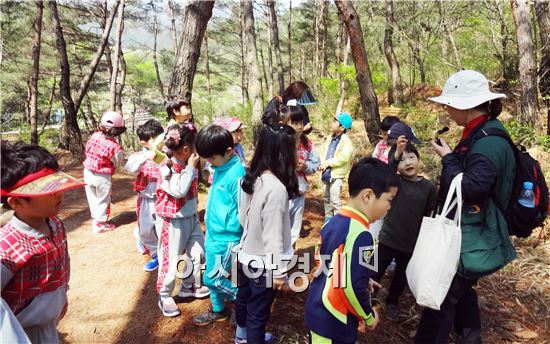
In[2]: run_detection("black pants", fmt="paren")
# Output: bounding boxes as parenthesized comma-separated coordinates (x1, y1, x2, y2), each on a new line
(373, 243, 412, 305)
(414, 274, 481, 344)
(235, 264, 277, 344)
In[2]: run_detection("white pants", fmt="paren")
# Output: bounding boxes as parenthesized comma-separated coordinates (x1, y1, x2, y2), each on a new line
(137, 196, 158, 256)
(289, 195, 305, 245)
(323, 178, 343, 217)
(156, 215, 205, 297)
(83, 169, 112, 223)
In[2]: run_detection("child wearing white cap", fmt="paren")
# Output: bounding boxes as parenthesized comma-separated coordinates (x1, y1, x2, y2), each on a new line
(83, 111, 126, 233)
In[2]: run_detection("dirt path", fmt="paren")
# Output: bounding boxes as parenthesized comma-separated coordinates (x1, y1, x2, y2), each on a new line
(51, 164, 549, 344)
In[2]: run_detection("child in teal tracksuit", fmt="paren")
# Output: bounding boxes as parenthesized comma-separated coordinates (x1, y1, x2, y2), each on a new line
(192, 123, 246, 326)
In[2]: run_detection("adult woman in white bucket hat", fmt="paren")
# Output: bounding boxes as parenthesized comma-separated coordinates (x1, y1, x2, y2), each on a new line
(414, 70, 516, 343)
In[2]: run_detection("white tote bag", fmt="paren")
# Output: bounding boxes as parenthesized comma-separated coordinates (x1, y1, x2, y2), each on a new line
(406, 173, 463, 310)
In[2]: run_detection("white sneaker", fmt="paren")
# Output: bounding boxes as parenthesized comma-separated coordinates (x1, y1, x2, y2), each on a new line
(158, 297, 180, 317)
(177, 285, 210, 299)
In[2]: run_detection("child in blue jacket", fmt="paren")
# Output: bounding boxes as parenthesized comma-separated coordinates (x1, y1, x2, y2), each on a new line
(192, 124, 246, 326)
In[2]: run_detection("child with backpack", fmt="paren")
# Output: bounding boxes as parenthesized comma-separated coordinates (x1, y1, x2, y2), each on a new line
(305, 157, 400, 343)
(192, 124, 246, 326)
(83, 111, 126, 233)
(320, 113, 354, 223)
(1, 141, 85, 343)
(287, 105, 320, 245)
(124, 119, 165, 272)
(235, 124, 299, 344)
(155, 123, 209, 317)
(373, 138, 436, 320)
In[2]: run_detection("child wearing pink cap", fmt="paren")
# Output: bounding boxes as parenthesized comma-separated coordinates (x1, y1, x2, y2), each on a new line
(83, 111, 126, 233)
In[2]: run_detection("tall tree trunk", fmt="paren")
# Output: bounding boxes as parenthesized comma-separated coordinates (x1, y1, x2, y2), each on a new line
(321, 1, 329, 77)
(535, 0, 550, 134)
(241, 0, 263, 125)
(336, 37, 350, 114)
(169, 0, 214, 100)
(49, 0, 83, 153)
(239, 4, 249, 105)
(258, 25, 268, 102)
(110, 0, 125, 111)
(314, 0, 320, 76)
(300, 44, 305, 79)
(153, 12, 165, 100)
(335, 0, 381, 143)
(115, 50, 126, 112)
(511, 0, 540, 125)
(29, 0, 43, 145)
(40, 73, 57, 133)
(383, 0, 404, 106)
(267, 0, 284, 94)
(167, 0, 178, 56)
(288, 0, 293, 83)
(265, 11, 274, 96)
(204, 30, 212, 96)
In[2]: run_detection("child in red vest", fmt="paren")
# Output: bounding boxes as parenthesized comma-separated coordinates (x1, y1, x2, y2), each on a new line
(155, 123, 209, 317)
(1, 141, 85, 343)
(124, 119, 165, 272)
(83, 111, 126, 233)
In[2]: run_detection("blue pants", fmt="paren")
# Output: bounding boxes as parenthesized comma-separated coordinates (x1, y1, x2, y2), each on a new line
(203, 239, 239, 312)
(235, 264, 277, 344)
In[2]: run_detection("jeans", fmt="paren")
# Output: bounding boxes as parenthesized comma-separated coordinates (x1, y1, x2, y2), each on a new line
(235, 264, 277, 344)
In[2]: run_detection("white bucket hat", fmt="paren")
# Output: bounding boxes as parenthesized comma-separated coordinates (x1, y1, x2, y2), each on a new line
(428, 70, 506, 110)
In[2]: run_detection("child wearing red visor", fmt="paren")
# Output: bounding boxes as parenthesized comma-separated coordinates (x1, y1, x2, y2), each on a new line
(0, 141, 85, 343)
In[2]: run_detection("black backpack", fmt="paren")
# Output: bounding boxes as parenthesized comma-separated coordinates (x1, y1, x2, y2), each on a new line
(473, 128, 549, 238)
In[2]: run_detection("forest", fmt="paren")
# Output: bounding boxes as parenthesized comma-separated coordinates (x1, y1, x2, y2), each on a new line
(1, 0, 549, 153)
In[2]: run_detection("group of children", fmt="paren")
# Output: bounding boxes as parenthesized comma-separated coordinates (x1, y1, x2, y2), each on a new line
(1, 90, 438, 343)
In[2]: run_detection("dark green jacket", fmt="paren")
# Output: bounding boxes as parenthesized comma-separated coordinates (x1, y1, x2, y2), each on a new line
(439, 118, 516, 279)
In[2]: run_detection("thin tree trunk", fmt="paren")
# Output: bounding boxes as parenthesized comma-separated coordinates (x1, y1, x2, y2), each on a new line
(535, 0, 550, 134)
(153, 10, 165, 100)
(239, 4, 249, 105)
(321, 0, 329, 77)
(265, 11, 274, 96)
(169, 0, 214, 100)
(336, 37, 350, 114)
(75, 0, 121, 112)
(267, 0, 284, 94)
(115, 50, 126, 112)
(110, 0, 125, 110)
(85, 93, 98, 128)
(40, 73, 57, 133)
(29, 0, 43, 145)
(288, 0, 293, 83)
(437, 0, 462, 68)
(300, 44, 305, 79)
(49, 0, 83, 153)
(258, 25, 268, 102)
(383, 0, 404, 106)
(511, 0, 540, 125)
(241, 0, 263, 125)
(167, 0, 178, 56)
(335, 0, 381, 143)
(204, 30, 211, 96)
(314, 0, 320, 76)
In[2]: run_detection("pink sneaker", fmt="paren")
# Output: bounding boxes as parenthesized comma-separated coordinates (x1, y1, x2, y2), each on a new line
(93, 221, 116, 234)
